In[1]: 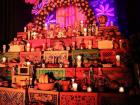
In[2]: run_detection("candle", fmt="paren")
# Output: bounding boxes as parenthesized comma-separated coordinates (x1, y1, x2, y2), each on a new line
(28, 31, 30, 40)
(32, 32, 37, 39)
(24, 27, 27, 32)
(80, 20, 84, 28)
(2, 57, 6, 63)
(116, 55, 120, 66)
(119, 39, 122, 48)
(119, 86, 124, 93)
(72, 83, 78, 91)
(87, 86, 92, 92)
(116, 55, 120, 61)
(95, 26, 98, 35)
(3, 45, 6, 53)
(30, 78, 32, 86)
(26, 61, 31, 66)
(77, 55, 82, 60)
(27, 43, 30, 47)
(77, 55, 82, 67)
(84, 28, 87, 36)
(71, 78, 75, 84)
(110, 21, 114, 26)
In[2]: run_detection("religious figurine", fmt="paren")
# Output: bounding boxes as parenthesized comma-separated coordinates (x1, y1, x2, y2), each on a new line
(10, 38, 19, 45)
(98, 15, 108, 27)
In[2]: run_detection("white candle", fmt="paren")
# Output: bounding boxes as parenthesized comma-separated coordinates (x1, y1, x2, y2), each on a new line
(32, 32, 37, 39)
(26, 61, 31, 66)
(71, 78, 75, 84)
(77, 55, 82, 67)
(119, 86, 124, 93)
(2, 57, 6, 63)
(77, 55, 82, 61)
(84, 28, 87, 36)
(72, 83, 78, 91)
(116, 55, 120, 66)
(87, 86, 92, 92)
(3, 45, 6, 53)
(24, 27, 27, 32)
(116, 55, 120, 61)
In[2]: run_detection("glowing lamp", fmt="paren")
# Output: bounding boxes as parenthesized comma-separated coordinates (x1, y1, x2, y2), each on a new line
(27, 43, 30, 47)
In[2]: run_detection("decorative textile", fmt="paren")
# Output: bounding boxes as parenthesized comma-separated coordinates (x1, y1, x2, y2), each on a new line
(36, 68, 66, 80)
(29, 90, 58, 105)
(0, 88, 25, 105)
(60, 92, 97, 105)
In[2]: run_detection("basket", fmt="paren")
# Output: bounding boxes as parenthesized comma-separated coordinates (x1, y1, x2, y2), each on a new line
(37, 83, 54, 91)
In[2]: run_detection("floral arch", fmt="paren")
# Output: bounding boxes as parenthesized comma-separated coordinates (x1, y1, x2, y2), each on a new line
(34, 0, 96, 32)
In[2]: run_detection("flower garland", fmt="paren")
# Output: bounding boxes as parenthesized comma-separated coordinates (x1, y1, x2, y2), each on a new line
(34, 0, 96, 32)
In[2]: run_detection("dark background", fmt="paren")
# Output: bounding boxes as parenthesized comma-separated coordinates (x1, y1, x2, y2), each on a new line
(0, 0, 140, 45)
(0, 0, 33, 46)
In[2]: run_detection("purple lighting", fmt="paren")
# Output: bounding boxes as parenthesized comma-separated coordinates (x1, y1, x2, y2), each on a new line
(30, 0, 118, 26)
(89, 0, 117, 26)
(45, 13, 56, 27)
(95, 4, 114, 17)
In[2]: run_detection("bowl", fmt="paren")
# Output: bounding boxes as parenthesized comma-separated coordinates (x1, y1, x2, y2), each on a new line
(37, 83, 54, 91)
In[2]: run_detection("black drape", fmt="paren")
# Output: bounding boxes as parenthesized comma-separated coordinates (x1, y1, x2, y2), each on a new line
(0, 0, 32, 48)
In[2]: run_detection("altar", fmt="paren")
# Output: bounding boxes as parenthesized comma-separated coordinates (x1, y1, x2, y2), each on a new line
(0, 0, 135, 105)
